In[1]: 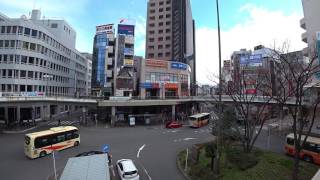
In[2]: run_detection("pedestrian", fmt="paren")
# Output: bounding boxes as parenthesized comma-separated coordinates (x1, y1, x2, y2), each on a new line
(58, 119, 61, 126)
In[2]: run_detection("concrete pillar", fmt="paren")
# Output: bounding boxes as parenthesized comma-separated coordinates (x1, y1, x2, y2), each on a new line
(111, 106, 116, 127)
(16, 106, 20, 124)
(40, 105, 44, 121)
(172, 105, 176, 121)
(4, 107, 8, 125)
(47, 104, 51, 121)
(141, 88, 146, 100)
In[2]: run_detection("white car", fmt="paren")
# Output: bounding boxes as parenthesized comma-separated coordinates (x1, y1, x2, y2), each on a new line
(116, 159, 140, 180)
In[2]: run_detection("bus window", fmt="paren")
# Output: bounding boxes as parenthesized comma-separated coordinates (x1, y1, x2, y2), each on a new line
(66, 132, 73, 140)
(287, 138, 294, 145)
(57, 134, 66, 143)
(73, 131, 79, 139)
(35, 137, 49, 148)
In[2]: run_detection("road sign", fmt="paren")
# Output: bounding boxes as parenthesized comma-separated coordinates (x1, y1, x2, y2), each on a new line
(102, 144, 110, 153)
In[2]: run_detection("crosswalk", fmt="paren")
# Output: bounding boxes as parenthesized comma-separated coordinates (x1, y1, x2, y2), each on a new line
(48, 120, 79, 126)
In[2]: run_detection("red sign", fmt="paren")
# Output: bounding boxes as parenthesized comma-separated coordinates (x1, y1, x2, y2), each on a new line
(152, 83, 160, 89)
(245, 89, 256, 94)
(165, 83, 178, 89)
(146, 59, 168, 68)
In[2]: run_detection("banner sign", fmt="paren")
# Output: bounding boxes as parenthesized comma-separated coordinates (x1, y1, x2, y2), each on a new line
(96, 24, 114, 34)
(146, 59, 168, 68)
(141, 83, 160, 89)
(165, 83, 178, 89)
(118, 24, 135, 36)
(124, 48, 134, 55)
(240, 54, 263, 67)
(124, 59, 134, 66)
(20, 92, 45, 97)
(245, 89, 256, 95)
(171, 62, 188, 70)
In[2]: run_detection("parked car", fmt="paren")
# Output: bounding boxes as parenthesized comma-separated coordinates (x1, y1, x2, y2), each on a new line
(165, 121, 182, 129)
(116, 159, 139, 180)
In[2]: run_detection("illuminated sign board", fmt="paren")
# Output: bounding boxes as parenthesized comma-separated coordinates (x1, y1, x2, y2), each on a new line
(240, 54, 263, 67)
(124, 59, 134, 66)
(118, 24, 135, 36)
(96, 24, 114, 34)
(146, 59, 168, 68)
(171, 62, 188, 70)
(165, 83, 178, 89)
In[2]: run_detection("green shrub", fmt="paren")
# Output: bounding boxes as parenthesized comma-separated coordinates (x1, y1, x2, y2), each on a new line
(226, 147, 259, 170)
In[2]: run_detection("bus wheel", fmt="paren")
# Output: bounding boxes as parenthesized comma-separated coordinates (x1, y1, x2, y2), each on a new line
(74, 141, 79, 147)
(40, 151, 47, 158)
(303, 155, 313, 163)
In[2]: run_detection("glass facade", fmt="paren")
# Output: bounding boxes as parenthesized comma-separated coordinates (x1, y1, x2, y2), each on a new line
(92, 33, 108, 87)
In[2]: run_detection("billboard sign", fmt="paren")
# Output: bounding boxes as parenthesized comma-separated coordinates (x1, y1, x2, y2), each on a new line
(240, 54, 263, 67)
(124, 48, 134, 55)
(118, 24, 135, 36)
(96, 24, 114, 34)
(245, 89, 256, 95)
(146, 59, 168, 68)
(141, 83, 160, 89)
(124, 59, 134, 66)
(171, 62, 188, 70)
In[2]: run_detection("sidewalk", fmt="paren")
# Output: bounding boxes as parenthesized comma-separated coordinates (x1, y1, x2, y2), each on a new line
(1, 121, 48, 134)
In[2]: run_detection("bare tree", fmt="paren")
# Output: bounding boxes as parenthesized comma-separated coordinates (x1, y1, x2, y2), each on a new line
(267, 43, 320, 180)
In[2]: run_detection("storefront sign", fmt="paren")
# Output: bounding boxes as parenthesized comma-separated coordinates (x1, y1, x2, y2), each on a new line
(96, 24, 114, 34)
(146, 59, 168, 68)
(20, 92, 45, 97)
(141, 83, 160, 89)
(171, 62, 188, 70)
(124, 59, 134, 66)
(165, 83, 178, 89)
(245, 89, 256, 95)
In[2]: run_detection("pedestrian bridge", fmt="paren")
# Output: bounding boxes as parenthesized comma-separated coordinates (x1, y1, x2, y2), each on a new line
(0, 95, 300, 107)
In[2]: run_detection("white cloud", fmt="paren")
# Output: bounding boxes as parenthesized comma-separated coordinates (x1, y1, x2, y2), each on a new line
(196, 4, 305, 85)
(135, 16, 146, 57)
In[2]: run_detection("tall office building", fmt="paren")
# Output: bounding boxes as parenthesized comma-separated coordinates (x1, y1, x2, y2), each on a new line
(91, 24, 115, 97)
(145, 0, 196, 95)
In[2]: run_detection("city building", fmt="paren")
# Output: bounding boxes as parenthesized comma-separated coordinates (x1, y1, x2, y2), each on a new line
(145, 0, 196, 95)
(91, 23, 137, 98)
(139, 58, 191, 99)
(81, 53, 93, 96)
(300, 0, 320, 57)
(0, 9, 89, 125)
(114, 24, 136, 97)
(91, 24, 115, 97)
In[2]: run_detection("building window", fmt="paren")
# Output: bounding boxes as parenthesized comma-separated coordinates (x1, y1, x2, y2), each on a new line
(159, 8, 163, 12)
(166, 0, 170, 4)
(0, 40, 3, 48)
(165, 52, 170, 57)
(148, 53, 154, 58)
(158, 37, 163, 41)
(12, 26, 17, 34)
(158, 45, 163, 49)
(20, 70, 26, 78)
(159, 15, 163, 19)
(149, 38, 154, 42)
(10, 40, 15, 48)
(51, 23, 58, 28)
(150, 16, 155, 20)
(4, 40, 9, 48)
(18, 26, 23, 35)
(166, 29, 170, 33)
(166, 7, 171, 11)
(0, 26, 5, 33)
(2, 69, 6, 77)
(159, 22, 163, 26)
(28, 71, 33, 79)
(159, 1, 164, 5)
(24, 27, 30, 36)
(6, 26, 11, 34)
(166, 36, 170, 40)
(21, 56, 27, 64)
(30, 43, 36, 51)
(31, 29, 37, 37)
(159, 29, 163, 34)
(149, 30, 155, 34)
(150, 3, 155, 7)
(166, 44, 170, 49)
(158, 53, 163, 57)
(166, 14, 171, 18)
(150, 9, 155, 13)
(166, 21, 170, 25)
(149, 23, 155, 27)
(148, 46, 154, 50)
(22, 41, 29, 50)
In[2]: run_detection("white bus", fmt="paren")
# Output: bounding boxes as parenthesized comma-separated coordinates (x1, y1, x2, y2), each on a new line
(189, 113, 210, 128)
(24, 126, 80, 159)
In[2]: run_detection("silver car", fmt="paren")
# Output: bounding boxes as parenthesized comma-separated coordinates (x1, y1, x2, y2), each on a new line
(116, 159, 140, 180)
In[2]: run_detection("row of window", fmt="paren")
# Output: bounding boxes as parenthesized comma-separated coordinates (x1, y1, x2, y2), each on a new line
(149, 14, 171, 21)
(149, 36, 171, 43)
(145, 72, 189, 83)
(149, 21, 171, 27)
(0, 39, 71, 65)
(0, 25, 87, 65)
(148, 44, 171, 50)
(0, 25, 72, 56)
(0, 84, 72, 96)
(148, 52, 171, 58)
(34, 130, 79, 148)
(0, 69, 70, 84)
(150, 6, 171, 13)
(149, 29, 171, 35)
(150, 0, 170, 7)
(0, 54, 70, 74)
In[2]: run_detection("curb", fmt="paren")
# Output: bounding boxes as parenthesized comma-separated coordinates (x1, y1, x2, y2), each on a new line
(2, 126, 38, 134)
(176, 150, 192, 180)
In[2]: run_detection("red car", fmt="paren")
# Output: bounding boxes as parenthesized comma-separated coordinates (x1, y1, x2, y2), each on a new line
(165, 121, 182, 129)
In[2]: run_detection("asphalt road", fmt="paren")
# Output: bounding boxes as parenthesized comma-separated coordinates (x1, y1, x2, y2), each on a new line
(0, 124, 215, 180)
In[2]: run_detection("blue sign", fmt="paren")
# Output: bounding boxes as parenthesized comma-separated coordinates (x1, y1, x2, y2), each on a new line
(240, 54, 263, 66)
(102, 144, 110, 153)
(141, 83, 152, 89)
(171, 62, 187, 70)
(124, 48, 134, 55)
(118, 24, 135, 36)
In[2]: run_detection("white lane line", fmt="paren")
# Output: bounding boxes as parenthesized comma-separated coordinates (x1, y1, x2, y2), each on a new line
(110, 165, 116, 177)
(137, 144, 146, 158)
(141, 164, 152, 180)
(183, 138, 197, 141)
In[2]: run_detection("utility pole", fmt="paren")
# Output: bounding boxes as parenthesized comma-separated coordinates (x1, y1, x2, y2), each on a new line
(215, 0, 222, 175)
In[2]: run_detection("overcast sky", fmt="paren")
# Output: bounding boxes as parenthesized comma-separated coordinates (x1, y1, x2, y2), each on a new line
(0, 0, 305, 84)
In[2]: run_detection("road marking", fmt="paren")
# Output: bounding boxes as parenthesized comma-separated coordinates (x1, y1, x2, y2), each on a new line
(141, 164, 152, 180)
(183, 138, 197, 141)
(137, 144, 146, 158)
(109, 165, 116, 177)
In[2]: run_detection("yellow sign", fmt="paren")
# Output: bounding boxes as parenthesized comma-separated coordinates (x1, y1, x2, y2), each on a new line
(124, 59, 134, 66)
